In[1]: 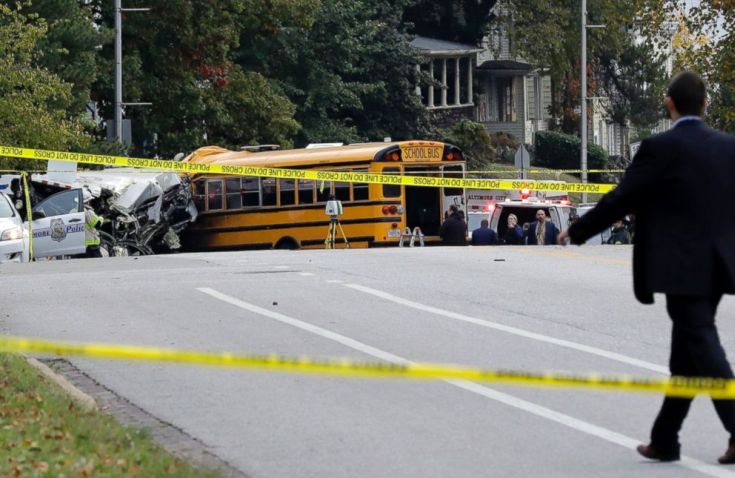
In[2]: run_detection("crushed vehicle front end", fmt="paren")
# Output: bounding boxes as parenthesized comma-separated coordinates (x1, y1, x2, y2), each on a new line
(32, 169, 198, 256)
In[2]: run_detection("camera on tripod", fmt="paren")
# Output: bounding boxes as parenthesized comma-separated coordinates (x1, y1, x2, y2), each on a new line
(325, 195, 343, 216)
(324, 195, 348, 249)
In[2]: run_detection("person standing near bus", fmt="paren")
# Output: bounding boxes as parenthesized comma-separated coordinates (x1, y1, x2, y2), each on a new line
(502, 213, 523, 245)
(526, 210, 558, 245)
(440, 205, 466, 246)
(558, 71, 735, 464)
(471, 219, 498, 245)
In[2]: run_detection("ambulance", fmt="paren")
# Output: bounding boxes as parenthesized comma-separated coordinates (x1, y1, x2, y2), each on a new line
(466, 181, 573, 242)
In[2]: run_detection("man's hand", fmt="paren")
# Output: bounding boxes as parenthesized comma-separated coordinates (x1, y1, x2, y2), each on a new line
(557, 228, 570, 245)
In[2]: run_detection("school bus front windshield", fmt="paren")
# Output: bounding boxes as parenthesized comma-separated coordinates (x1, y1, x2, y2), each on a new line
(182, 141, 465, 250)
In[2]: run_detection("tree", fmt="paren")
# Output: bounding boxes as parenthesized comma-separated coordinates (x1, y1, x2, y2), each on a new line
(667, 1, 735, 133)
(247, 0, 428, 145)
(507, 0, 670, 134)
(90, 0, 313, 157)
(533, 130, 607, 171)
(439, 120, 496, 171)
(0, 4, 90, 171)
(403, 0, 497, 44)
(23, 0, 111, 115)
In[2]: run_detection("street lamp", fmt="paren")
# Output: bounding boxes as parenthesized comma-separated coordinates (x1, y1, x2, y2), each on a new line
(580, 0, 604, 203)
(114, 0, 151, 144)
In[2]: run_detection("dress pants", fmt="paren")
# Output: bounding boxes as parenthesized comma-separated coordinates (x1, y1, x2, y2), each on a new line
(650, 292, 735, 452)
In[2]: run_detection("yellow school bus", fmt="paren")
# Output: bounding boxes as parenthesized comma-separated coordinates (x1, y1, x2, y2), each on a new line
(182, 141, 465, 250)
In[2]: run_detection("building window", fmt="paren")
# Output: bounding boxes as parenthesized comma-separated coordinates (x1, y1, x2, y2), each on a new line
(497, 77, 516, 122)
(446, 58, 457, 105)
(460, 57, 470, 104)
(422, 56, 473, 109)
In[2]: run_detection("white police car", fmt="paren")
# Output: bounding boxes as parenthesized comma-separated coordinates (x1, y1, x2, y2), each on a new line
(0, 189, 87, 263)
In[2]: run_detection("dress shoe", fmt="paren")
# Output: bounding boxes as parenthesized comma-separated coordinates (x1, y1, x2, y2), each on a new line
(718, 445, 735, 464)
(637, 443, 680, 462)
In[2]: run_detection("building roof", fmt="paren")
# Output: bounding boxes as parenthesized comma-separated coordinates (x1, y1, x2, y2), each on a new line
(477, 59, 534, 71)
(410, 36, 482, 55)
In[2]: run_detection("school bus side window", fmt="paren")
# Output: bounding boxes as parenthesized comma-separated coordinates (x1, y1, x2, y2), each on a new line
(316, 181, 332, 203)
(194, 179, 206, 211)
(262, 178, 277, 206)
(280, 179, 295, 206)
(207, 179, 223, 210)
(298, 180, 315, 205)
(335, 176, 350, 202)
(382, 167, 400, 198)
(226, 178, 241, 209)
(353, 169, 368, 201)
(242, 177, 260, 207)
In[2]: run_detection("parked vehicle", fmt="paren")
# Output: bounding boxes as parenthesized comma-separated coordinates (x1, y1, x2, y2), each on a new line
(0, 189, 86, 263)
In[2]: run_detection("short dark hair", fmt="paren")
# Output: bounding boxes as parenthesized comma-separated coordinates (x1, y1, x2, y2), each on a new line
(448, 205, 458, 213)
(667, 71, 706, 116)
(481, 219, 489, 227)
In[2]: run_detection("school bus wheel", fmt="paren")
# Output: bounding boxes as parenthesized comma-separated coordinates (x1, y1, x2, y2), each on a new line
(274, 237, 300, 250)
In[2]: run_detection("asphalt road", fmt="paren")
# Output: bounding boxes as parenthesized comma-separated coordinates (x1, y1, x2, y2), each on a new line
(4, 245, 735, 478)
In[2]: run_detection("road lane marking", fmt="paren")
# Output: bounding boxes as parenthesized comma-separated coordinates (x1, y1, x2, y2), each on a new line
(326, 280, 343, 284)
(344, 284, 668, 374)
(299, 272, 315, 277)
(198, 287, 730, 478)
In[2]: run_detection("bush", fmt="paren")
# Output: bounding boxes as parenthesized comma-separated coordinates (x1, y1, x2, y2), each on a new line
(533, 130, 607, 170)
(439, 120, 496, 171)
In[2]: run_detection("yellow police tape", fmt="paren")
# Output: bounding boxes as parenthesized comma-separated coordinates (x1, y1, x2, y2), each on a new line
(0, 145, 616, 194)
(1, 335, 733, 398)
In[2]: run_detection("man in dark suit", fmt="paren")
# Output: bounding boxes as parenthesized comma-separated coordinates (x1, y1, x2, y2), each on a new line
(439, 205, 467, 246)
(471, 219, 498, 245)
(558, 71, 735, 464)
(525, 209, 559, 245)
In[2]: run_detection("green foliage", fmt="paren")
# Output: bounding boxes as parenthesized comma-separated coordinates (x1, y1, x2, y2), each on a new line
(439, 120, 495, 170)
(0, 353, 221, 477)
(490, 132, 520, 164)
(404, 0, 497, 44)
(508, 0, 669, 133)
(669, 0, 735, 133)
(0, 4, 90, 171)
(533, 130, 607, 170)
(250, 0, 428, 145)
(90, 0, 312, 157)
(23, 0, 112, 115)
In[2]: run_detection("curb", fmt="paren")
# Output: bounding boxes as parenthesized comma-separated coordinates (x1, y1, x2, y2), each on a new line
(24, 355, 98, 411)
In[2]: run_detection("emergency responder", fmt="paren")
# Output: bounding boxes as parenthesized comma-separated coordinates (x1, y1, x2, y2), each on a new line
(84, 196, 103, 258)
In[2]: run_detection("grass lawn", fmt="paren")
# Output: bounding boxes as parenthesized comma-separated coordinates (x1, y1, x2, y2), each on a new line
(0, 353, 222, 477)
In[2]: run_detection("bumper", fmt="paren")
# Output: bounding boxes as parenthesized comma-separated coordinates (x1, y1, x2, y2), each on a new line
(0, 238, 26, 263)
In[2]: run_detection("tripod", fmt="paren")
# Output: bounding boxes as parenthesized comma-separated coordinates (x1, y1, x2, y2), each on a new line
(325, 215, 350, 249)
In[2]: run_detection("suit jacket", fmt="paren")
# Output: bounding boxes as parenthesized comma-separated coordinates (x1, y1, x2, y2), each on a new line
(440, 213, 467, 246)
(471, 226, 498, 245)
(526, 221, 559, 245)
(568, 119, 735, 304)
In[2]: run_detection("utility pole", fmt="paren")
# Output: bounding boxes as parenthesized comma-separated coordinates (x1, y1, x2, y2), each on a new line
(114, 0, 122, 142)
(580, 0, 604, 203)
(114, 1, 151, 145)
